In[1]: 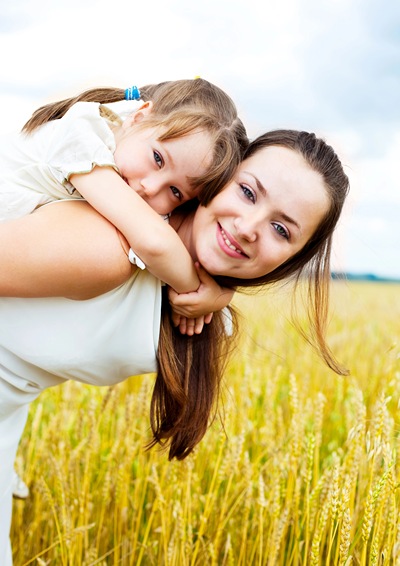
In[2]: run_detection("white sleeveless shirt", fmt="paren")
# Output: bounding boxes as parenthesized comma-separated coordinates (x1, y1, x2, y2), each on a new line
(0, 255, 163, 566)
(0, 267, 162, 406)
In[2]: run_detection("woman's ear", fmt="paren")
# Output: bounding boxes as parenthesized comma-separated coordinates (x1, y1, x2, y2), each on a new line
(122, 101, 154, 129)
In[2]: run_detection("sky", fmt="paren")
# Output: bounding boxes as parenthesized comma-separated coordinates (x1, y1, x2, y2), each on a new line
(0, 0, 399, 278)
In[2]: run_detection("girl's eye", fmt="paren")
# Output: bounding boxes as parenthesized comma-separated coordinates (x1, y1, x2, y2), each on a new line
(170, 186, 182, 201)
(272, 222, 289, 240)
(240, 184, 255, 203)
(153, 151, 163, 168)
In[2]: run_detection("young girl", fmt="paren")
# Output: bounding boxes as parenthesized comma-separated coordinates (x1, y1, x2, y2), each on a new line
(4, 78, 246, 499)
(0, 78, 248, 301)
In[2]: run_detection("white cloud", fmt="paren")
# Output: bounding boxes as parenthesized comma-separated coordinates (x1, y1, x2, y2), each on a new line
(350, 133, 400, 205)
(0, 0, 398, 276)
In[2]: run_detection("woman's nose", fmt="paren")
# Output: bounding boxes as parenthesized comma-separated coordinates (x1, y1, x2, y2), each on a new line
(233, 215, 258, 243)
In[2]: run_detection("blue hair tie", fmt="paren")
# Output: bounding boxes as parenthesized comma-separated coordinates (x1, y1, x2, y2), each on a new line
(125, 86, 140, 101)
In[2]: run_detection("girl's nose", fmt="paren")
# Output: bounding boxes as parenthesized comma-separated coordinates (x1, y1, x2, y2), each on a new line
(141, 180, 159, 198)
(140, 183, 172, 215)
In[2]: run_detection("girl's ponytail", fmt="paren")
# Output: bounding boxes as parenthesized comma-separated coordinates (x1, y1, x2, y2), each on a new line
(22, 87, 126, 133)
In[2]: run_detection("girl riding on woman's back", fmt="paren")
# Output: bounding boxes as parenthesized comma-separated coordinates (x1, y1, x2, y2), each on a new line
(0, 78, 248, 307)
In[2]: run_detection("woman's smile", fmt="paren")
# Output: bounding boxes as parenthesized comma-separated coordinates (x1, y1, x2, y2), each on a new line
(191, 145, 330, 279)
(217, 223, 248, 258)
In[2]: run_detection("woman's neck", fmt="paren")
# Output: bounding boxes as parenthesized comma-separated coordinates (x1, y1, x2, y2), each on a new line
(169, 211, 197, 261)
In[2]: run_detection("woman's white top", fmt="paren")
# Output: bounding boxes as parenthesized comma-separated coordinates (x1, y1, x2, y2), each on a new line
(0, 267, 162, 411)
(0, 228, 163, 566)
(0, 100, 138, 222)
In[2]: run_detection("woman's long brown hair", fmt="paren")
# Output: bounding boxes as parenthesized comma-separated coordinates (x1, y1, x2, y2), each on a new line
(150, 287, 237, 460)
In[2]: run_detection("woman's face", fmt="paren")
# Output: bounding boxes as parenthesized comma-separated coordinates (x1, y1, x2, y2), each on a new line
(192, 145, 330, 279)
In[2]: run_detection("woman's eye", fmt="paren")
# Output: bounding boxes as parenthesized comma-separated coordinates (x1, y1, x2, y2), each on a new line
(153, 151, 163, 168)
(240, 184, 255, 203)
(170, 186, 182, 201)
(272, 222, 289, 239)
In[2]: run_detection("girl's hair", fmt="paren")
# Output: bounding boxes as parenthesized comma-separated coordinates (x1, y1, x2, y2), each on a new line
(22, 78, 249, 202)
(150, 129, 349, 460)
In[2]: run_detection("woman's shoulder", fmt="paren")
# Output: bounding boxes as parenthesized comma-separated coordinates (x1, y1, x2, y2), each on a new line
(45, 200, 133, 289)
(12, 201, 134, 299)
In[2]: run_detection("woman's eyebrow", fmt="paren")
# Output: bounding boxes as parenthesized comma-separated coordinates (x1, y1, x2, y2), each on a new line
(244, 172, 266, 197)
(281, 212, 302, 234)
(245, 171, 302, 234)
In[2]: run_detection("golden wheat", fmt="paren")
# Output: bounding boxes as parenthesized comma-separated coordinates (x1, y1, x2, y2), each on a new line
(10, 282, 400, 565)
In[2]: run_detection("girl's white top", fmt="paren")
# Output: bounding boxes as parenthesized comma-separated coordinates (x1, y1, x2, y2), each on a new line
(0, 266, 162, 412)
(0, 100, 137, 222)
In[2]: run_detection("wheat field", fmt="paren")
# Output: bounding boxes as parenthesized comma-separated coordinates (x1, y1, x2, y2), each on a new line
(11, 282, 400, 565)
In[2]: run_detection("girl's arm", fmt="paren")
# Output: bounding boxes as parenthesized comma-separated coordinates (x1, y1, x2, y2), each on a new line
(0, 201, 133, 299)
(0, 201, 231, 334)
(0, 187, 231, 326)
(70, 167, 200, 293)
(168, 263, 235, 317)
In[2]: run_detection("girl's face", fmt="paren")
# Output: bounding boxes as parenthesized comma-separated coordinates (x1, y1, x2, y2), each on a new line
(113, 105, 213, 215)
(191, 145, 330, 279)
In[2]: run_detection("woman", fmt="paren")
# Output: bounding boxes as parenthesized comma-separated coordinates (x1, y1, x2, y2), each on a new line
(0, 129, 349, 565)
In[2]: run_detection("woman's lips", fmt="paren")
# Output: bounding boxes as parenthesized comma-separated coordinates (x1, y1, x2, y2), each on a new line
(216, 223, 248, 258)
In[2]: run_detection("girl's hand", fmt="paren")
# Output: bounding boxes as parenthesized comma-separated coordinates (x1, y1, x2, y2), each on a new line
(168, 263, 235, 318)
(171, 311, 213, 336)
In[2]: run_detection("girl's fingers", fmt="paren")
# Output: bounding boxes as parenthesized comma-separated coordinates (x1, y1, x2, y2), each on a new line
(177, 316, 207, 336)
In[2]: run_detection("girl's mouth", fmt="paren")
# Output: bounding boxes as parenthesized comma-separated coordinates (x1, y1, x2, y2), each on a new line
(217, 223, 248, 258)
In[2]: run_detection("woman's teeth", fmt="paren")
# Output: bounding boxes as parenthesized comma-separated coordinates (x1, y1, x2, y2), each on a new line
(220, 227, 244, 255)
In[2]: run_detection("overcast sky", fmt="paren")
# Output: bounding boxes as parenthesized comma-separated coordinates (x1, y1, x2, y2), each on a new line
(1, 0, 398, 278)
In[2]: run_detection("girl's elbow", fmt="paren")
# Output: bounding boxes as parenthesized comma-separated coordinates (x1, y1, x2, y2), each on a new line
(136, 239, 173, 265)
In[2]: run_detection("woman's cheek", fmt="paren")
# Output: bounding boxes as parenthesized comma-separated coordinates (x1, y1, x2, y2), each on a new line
(197, 248, 220, 275)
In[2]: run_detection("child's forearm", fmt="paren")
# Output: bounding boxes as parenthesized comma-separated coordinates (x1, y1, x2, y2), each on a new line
(167, 264, 236, 318)
(70, 167, 200, 293)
